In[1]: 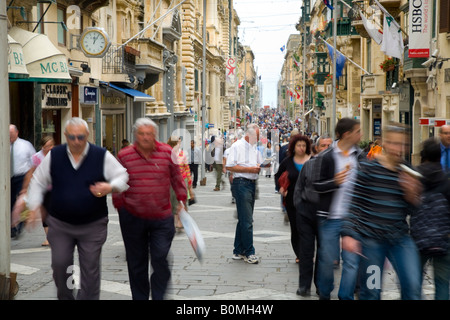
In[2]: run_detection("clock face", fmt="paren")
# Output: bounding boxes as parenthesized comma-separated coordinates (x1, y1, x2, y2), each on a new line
(81, 29, 110, 57)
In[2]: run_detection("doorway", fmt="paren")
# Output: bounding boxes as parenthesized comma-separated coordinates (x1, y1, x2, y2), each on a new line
(102, 113, 124, 157)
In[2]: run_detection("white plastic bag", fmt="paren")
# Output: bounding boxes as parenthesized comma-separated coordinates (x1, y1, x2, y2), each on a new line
(179, 203, 205, 262)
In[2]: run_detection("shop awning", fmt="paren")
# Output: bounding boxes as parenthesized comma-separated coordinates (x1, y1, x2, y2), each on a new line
(8, 35, 29, 79)
(101, 82, 155, 102)
(9, 27, 71, 83)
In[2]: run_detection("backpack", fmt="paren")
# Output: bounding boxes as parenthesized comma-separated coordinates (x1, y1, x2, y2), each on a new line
(410, 187, 450, 256)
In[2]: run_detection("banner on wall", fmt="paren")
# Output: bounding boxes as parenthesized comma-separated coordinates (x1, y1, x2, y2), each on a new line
(408, 0, 431, 58)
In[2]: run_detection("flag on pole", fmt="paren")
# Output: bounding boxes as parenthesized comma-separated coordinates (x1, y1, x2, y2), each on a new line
(323, 0, 333, 10)
(280, 45, 285, 52)
(293, 53, 301, 68)
(380, 16, 404, 60)
(326, 42, 346, 78)
(238, 80, 244, 88)
(359, 11, 383, 45)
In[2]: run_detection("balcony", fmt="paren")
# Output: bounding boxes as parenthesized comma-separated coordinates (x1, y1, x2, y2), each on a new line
(323, 18, 359, 39)
(69, 0, 110, 13)
(103, 45, 139, 74)
(361, 74, 385, 96)
(403, 50, 427, 71)
(313, 72, 329, 85)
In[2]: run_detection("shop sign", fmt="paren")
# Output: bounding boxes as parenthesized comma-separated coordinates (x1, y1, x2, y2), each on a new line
(80, 86, 98, 104)
(101, 90, 126, 109)
(42, 84, 71, 108)
(419, 118, 435, 126)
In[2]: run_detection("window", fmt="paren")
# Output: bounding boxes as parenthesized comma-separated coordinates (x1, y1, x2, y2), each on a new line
(57, 6, 66, 46)
(440, 0, 450, 33)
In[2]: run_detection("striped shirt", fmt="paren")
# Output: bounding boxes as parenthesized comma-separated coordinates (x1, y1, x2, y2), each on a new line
(341, 159, 411, 240)
(112, 141, 187, 220)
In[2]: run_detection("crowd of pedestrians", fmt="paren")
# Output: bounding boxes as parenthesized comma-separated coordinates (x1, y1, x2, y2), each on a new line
(8, 111, 450, 300)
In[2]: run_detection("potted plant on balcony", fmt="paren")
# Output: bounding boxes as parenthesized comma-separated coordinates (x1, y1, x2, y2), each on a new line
(380, 58, 395, 72)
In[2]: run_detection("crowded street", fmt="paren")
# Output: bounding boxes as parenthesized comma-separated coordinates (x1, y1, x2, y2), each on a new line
(10, 168, 436, 301)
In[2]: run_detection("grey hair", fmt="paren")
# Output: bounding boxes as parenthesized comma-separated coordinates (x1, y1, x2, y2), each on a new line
(316, 133, 331, 145)
(245, 123, 259, 137)
(64, 117, 89, 133)
(133, 117, 159, 138)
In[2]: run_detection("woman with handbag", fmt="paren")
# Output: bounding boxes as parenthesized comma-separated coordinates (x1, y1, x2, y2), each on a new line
(275, 134, 311, 262)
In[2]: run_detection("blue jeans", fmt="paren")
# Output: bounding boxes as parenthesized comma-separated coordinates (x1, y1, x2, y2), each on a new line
(231, 178, 256, 257)
(359, 235, 422, 300)
(317, 218, 360, 300)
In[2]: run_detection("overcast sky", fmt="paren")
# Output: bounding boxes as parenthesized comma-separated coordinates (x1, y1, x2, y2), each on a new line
(233, 0, 303, 108)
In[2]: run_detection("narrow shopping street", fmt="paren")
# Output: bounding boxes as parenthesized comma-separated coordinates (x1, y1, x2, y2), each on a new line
(10, 170, 435, 301)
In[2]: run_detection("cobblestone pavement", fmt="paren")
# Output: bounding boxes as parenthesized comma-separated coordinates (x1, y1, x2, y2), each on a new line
(10, 170, 436, 300)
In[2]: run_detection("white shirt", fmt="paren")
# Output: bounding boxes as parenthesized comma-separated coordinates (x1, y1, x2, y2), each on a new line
(226, 138, 263, 180)
(11, 138, 36, 177)
(27, 143, 129, 211)
(328, 141, 359, 219)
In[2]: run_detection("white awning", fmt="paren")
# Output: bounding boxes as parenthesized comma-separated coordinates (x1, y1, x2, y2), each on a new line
(9, 27, 71, 83)
(8, 34, 29, 79)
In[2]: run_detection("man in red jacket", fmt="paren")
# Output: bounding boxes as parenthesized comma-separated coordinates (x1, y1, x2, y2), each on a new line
(113, 118, 187, 300)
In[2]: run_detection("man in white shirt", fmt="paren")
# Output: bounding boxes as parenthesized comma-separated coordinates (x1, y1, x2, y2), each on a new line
(10, 124, 36, 238)
(226, 123, 267, 264)
(212, 136, 224, 191)
(26, 117, 129, 300)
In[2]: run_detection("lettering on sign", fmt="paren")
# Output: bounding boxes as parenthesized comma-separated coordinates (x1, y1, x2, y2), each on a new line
(40, 61, 69, 75)
(42, 84, 72, 108)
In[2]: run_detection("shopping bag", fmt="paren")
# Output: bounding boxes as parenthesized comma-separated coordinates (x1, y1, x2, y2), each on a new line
(179, 204, 205, 262)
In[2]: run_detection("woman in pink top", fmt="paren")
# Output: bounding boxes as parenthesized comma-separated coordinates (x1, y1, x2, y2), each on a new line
(167, 136, 194, 230)
(21, 136, 55, 246)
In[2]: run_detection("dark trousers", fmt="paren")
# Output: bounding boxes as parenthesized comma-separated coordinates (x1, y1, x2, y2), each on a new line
(118, 208, 175, 300)
(286, 201, 300, 258)
(189, 163, 199, 187)
(297, 202, 319, 291)
(11, 175, 25, 235)
(46, 214, 108, 300)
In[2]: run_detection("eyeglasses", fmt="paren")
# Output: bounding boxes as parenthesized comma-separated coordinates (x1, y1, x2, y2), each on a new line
(66, 134, 86, 141)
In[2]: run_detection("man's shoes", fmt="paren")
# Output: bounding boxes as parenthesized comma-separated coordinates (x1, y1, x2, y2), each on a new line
(296, 287, 311, 297)
(232, 254, 259, 264)
(243, 254, 259, 264)
(213, 187, 220, 191)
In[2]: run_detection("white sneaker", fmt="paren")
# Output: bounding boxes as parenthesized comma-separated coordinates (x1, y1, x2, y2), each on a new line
(244, 254, 259, 264)
(232, 254, 244, 260)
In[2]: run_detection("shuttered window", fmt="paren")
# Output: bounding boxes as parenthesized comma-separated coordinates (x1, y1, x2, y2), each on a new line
(440, 0, 450, 33)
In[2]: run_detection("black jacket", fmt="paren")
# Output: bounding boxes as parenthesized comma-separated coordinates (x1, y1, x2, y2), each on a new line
(313, 145, 365, 218)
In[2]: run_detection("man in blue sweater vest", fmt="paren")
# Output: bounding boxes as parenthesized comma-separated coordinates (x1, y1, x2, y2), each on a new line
(26, 117, 129, 300)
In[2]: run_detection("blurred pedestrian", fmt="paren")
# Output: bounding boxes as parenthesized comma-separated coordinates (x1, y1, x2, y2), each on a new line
(167, 136, 193, 231)
(411, 137, 450, 300)
(10, 124, 36, 238)
(189, 140, 202, 188)
(113, 118, 187, 300)
(313, 118, 363, 300)
(26, 117, 129, 300)
(263, 141, 273, 177)
(212, 136, 224, 191)
(293, 134, 332, 296)
(275, 134, 311, 263)
(439, 125, 450, 172)
(20, 136, 55, 246)
(226, 123, 268, 264)
(342, 123, 422, 300)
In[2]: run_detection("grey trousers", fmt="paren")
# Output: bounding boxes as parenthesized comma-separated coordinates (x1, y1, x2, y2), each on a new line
(46, 214, 108, 300)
